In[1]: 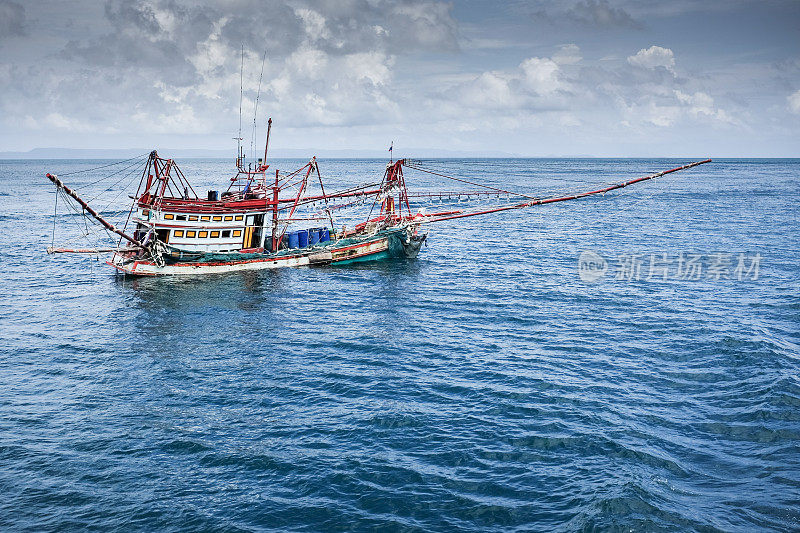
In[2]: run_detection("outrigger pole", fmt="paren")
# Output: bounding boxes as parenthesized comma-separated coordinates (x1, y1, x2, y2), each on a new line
(45, 173, 142, 249)
(417, 159, 712, 223)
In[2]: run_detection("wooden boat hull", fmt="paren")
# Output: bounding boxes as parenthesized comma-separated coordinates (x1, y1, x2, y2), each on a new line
(107, 226, 424, 276)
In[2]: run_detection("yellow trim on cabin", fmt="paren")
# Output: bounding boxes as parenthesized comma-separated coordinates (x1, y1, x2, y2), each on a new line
(198, 231, 208, 238)
(235, 215, 243, 221)
(232, 230, 242, 238)
(164, 213, 174, 220)
(212, 215, 223, 221)
(200, 216, 210, 221)
(188, 215, 198, 221)
(224, 215, 233, 221)
(173, 230, 184, 238)
(210, 231, 220, 238)
(186, 230, 196, 238)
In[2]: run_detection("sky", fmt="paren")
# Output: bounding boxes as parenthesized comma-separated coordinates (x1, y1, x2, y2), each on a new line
(0, 0, 798, 157)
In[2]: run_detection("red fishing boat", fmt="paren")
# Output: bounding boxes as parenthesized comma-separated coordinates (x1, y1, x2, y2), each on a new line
(45, 119, 710, 276)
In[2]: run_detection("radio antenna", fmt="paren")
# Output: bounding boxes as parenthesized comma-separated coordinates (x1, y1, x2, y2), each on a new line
(251, 49, 267, 163)
(237, 44, 244, 165)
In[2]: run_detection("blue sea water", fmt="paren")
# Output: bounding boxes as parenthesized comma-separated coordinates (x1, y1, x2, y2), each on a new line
(0, 157, 798, 532)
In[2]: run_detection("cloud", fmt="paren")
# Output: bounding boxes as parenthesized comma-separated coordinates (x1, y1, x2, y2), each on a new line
(627, 46, 675, 72)
(530, 1, 641, 30)
(2, 1, 793, 156)
(789, 90, 800, 114)
(675, 90, 735, 123)
(552, 44, 582, 65)
(566, 0, 642, 29)
(520, 57, 564, 95)
(2, 0, 460, 140)
(0, 0, 27, 38)
(436, 47, 577, 126)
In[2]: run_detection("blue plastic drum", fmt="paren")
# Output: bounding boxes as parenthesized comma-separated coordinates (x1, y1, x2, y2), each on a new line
(297, 229, 309, 248)
(287, 231, 299, 249)
(309, 228, 321, 245)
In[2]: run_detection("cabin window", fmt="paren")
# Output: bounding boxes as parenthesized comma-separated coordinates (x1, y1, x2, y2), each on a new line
(221, 230, 231, 238)
(232, 230, 242, 238)
(235, 215, 243, 221)
(246, 215, 255, 226)
(176, 215, 186, 221)
(200, 215, 210, 221)
(212, 215, 223, 221)
(186, 230, 196, 238)
(198, 231, 208, 238)
(173, 230, 184, 238)
(188, 215, 198, 221)
(164, 213, 174, 220)
(210, 231, 220, 238)
(224, 215, 233, 221)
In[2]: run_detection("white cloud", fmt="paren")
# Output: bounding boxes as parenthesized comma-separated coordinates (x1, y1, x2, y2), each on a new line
(627, 46, 675, 72)
(789, 90, 800, 114)
(674, 90, 734, 123)
(344, 52, 393, 86)
(520, 57, 563, 95)
(457, 71, 518, 109)
(295, 8, 331, 43)
(287, 47, 329, 79)
(552, 44, 582, 65)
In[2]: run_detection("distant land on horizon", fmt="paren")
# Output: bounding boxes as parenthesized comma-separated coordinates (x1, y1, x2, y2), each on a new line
(0, 147, 525, 160)
(2, 148, 783, 160)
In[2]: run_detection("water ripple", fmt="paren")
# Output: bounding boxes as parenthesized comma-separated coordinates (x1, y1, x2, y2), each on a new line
(0, 158, 798, 531)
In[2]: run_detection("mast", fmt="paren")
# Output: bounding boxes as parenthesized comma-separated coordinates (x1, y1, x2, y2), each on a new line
(45, 173, 141, 248)
(234, 45, 244, 169)
(263, 117, 272, 166)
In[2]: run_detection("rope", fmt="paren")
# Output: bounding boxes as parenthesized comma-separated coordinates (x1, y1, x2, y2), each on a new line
(57, 152, 150, 177)
(85, 159, 147, 205)
(405, 163, 540, 200)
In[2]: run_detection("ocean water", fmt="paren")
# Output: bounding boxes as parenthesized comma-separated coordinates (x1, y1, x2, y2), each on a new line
(0, 157, 798, 532)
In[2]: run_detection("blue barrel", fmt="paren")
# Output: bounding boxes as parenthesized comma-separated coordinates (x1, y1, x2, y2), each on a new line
(297, 229, 309, 248)
(309, 228, 320, 245)
(287, 231, 299, 249)
(320, 228, 330, 242)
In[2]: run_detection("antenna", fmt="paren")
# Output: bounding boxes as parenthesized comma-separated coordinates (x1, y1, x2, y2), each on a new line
(251, 49, 267, 165)
(237, 44, 244, 165)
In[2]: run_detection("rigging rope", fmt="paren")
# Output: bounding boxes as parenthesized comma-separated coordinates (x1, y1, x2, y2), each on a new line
(57, 152, 150, 177)
(85, 158, 147, 205)
(405, 163, 540, 201)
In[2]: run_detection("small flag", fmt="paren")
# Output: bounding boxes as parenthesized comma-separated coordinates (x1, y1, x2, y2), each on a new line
(389, 141, 393, 153)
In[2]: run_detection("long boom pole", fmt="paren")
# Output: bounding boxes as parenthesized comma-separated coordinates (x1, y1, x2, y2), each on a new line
(45, 173, 141, 248)
(417, 159, 712, 224)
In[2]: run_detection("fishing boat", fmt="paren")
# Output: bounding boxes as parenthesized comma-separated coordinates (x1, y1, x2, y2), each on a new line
(45, 119, 710, 276)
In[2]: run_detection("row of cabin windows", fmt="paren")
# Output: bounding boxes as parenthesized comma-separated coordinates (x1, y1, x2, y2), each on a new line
(163, 213, 244, 222)
(173, 229, 242, 239)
